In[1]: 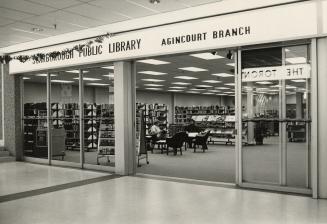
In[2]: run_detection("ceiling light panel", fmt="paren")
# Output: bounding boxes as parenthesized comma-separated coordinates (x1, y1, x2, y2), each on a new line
(144, 84, 164, 87)
(286, 57, 307, 64)
(141, 78, 165, 82)
(202, 92, 215, 95)
(256, 81, 273, 85)
(36, 74, 57, 77)
(74, 77, 101, 81)
(178, 67, 208, 72)
(145, 88, 163, 91)
(190, 52, 224, 60)
(202, 80, 221, 83)
(138, 71, 167, 75)
(102, 66, 114, 70)
(137, 59, 170, 65)
(87, 83, 110, 86)
(174, 76, 198, 80)
(168, 89, 183, 92)
(169, 86, 186, 89)
(215, 87, 230, 90)
(103, 74, 114, 78)
(211, 73, 234, 77)
(171, 82, 192, 85)
(225, 83, 235, 86)
(189, 88, 205, 91)
(195, 85, 213, 88)
(66, 70, 89, 74)
(51, 80, 74, 83)
(291, 79, 306, 83)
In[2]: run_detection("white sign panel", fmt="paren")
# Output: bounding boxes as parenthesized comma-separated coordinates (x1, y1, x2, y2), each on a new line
(9, 1, 317, 74)
(241, 64, 311, 82)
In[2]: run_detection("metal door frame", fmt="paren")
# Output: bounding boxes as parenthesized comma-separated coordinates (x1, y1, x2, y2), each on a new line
(235, 39, 318, 197)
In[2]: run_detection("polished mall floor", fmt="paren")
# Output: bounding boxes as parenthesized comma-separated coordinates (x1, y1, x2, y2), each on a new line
(0, 162, 326, 224)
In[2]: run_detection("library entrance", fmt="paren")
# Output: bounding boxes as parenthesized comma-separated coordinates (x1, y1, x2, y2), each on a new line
(135, 43, 312, 192)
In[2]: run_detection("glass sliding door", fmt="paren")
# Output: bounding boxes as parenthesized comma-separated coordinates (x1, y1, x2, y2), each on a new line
(50, 70, 80, 164)
(22, 74, 48, 159)
(239, 45, 312, 191)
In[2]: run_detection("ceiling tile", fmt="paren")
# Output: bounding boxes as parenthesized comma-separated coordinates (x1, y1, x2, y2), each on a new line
(64, 4, 128, 23)
(0, 7, 35, 20)
(0, 0, 56, 15)
(126, 0, 186, 13)
(176, 0, 220, 7)
(26, 0, 82, 9)
(0, 17, 15, 26)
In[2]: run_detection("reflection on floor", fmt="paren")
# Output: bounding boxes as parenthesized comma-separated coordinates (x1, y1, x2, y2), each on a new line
(0, 169, 326, 224)
(0, 162, 108, 196)
(59, 150, 115, 167)
(137, 136, 308, 188)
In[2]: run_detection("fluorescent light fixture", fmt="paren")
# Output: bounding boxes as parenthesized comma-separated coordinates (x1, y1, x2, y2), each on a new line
(141, 78, 165, 82)
(211, 73, 234, 77)
(225, 91, 235, 94)
(36, 74, 57, 77)
(168, 89, 183, 92)
(138, 71, 167, 75)
(271, 85, 282, 88)
(103, 73, 114, 78)
(169, 86, 186, 89)
(171, 82, 192, 85)
(202, 92, 215, 95)
(74, 77, 101, 81)
(195, 85, 213, 88)
(286, 85, 297, 89)
(186, 91, 199, 94)
(66, 70, 89, 74)
(51, 80, 74, 83)
(87, 83, 109, 86)
(144, 84, 164, 87)
(189, 88, 205, 91)
(217, 93, 228, 96)
(291, 79, 306, 83)
(202, 80, 221, 83)
(285, 48, 290, 52)
(23, 77, 31, 80)
(225, 83, 235, 86)
(190, 53, 224, 60)
(178, 67, 208, 72)
(226, 63, 235, 67)
(137, 59, 170, 65)
(208, 90, 221, 93)
(174, 76, 198, 80)
(286, 57, 306, 64)
(102, 66, 114, 70)
(145, 88, 162, 91)
(256, 81, 273, 85)
(215, 87, 230, 90)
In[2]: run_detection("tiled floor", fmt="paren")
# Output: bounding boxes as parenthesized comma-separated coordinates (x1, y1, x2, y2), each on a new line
(0, 162, 327, 224)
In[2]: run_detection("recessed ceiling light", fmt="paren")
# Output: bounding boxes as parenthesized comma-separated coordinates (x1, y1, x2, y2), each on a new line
(169, 86, 186, 89)
(103, 73, 114, 78)
(178, 67, 208, 72)
(23, 77, 31, 80)
(138, 71, 167, 75)
(171, 82, 192, 85)
(291, 79, 306, 83)
(141, 78, 165, 82)
(87, 83, 109, 86)
(286, 57, 306, 64)
(66, 70, 89, 74)
(208, 90, 221, 92)
(168, 89, 183, 92)
(226, 63, 235, 67)
(195, 85, 213, 88)
(174, 76, 198, 80)
(137, 59, 170, 65)
(145, 87, 162, 91)
(202, 92, 215, 95)
(215, 87, 230, 90)
(190, 53, 224, 60)
(51, 80, 74, 83)
(202, 80, 221, 83)
(256, 81, 273, 85)
(225, 83, 235, 86)
(36, 74, 57, 77)
(189, 88, 205, 91)
(102, 66, 114, 70)
(73, 77, 101, 81)
(211, 73, 234, 77)
(186, 91, 199, 94)
(144, 84, 164, 87)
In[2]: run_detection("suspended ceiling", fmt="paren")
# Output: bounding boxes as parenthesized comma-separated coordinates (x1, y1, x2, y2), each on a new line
(0, 0, 221, 48)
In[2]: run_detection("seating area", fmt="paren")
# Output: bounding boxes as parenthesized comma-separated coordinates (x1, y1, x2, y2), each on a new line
(147, 131, 211, 156)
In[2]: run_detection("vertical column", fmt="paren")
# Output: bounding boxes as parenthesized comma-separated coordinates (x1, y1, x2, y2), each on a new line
(79, 69, 84, 168)
(47, 73, 52, 164)
(317, 37, 327, 198)
(171, 93, 175, 124)
(114, 61, 136, 175)
(2, 63, 23, 160)
(246, 83, 255, 145)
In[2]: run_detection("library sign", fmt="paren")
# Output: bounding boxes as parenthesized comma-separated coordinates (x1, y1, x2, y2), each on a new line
(10, 1, 317, 74)
(241, 64, 311, 82)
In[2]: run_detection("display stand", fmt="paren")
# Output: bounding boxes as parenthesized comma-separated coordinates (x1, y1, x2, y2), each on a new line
(136, 110, 149, 167)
